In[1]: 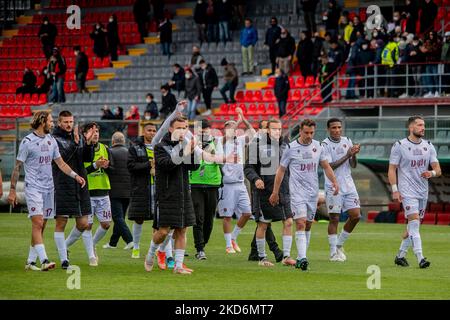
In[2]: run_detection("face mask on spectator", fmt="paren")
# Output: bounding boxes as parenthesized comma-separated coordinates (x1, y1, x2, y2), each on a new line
(186, 73, 192, 79)
(362, 44, 368, 50)
(146, 98, 152, 103)
(144, 115, 151, 120)
(44, 21, 48, 25)
(373, 32, 378, 37)
(109, 18, 114, 23)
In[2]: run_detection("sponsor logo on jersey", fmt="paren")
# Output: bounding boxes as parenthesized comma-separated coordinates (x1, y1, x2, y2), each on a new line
(302, 152, 313, 159)
(413, 148, 423, 156)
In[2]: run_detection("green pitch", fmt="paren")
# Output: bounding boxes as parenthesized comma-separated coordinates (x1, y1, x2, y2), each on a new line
(0, 214, 449, 300)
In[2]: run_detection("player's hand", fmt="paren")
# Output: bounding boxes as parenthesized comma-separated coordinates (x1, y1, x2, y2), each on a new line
(421, 171, 433, 179)
(95, 157, 109, 169)
(332, 182, 339, 196)
(7, 190, 18, 207)
(269, 192, 279, 206)
(236, 107, 244, 121)
(74, 125, 80, 144)
(352, 144, 361, 154)
(392, 191, 402, 203)
(75, 175, 86, 188)
(255, 179, 265, 190)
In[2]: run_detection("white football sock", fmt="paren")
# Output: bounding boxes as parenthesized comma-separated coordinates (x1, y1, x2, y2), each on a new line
(132, 223, 143, 250)
(295, 231, 307, 260)
(397, 237, 411, 258)
(93, 226, 108, 246)
(328, 234, 338, 257)
(231, 226, 242, 241)
(282, 235, 292, 258)
(256, 238, 266, 259)
(305, 231, 311, 249)
(174, 249, 185, 269)
(27, 245, 37, 264)
(160, 233, 173, 258)
(408, 219, 424, 263)
(34, 243, 48, 264)
(224, 233, 232, 248)
(82, 230, 96, 259)
(146, 240, 159, 261)
(54, 232, 68, 262)
(337, 230, 350, 247)
(65, 227, 82, 248)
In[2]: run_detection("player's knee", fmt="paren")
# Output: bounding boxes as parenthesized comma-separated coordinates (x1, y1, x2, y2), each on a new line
(77, 220, 89, 231)
(284, 218, 293, 229)
(295, 220, 306, 230)
(33, 219, 44, 230)
(101, 222, 110, 230)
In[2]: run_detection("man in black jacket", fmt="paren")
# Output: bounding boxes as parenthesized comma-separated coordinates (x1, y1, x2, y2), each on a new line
(74, 46, 89, 93)
(194, 0, 208, 44)
(420, 0, 438, 33)
(133, 0, 150, 42)
(274, 69, 290, 117)
(199, 60, 218, 116)
(52, 110, 95, 269)
(158, 17, 172, 58)
(264, 17, 281, 75)
(245, 119, 295, 267)
(160, 84, 178, 118)
(48, 47, 67, 103)
(104, 132, 133, 249)
(38, 16, 57, 59)
(276, 28, 296, 74)
(301, 0, 319, 33)
(145, 116, 200, 275)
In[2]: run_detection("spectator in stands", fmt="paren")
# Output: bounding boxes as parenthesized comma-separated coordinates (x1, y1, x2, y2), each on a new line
(328, 39, 344, 70)
(125, 105, 140, 142)
(274, 68, 290, 117)
(381, 35, 400, 98)
(301, 0, 319, 33)
(47, 47, 66, 104)
(232, 0, 246, 26)
(107, 14, 120, 62)
(403, 0, 418, 34)
(142, 110, 153, 120)
(100, 105, 117, 139)
(322, 32, 332, 55)
(160, 84, 177, 118)
(345, 40, 359, 99)
(153, 0, 165, 21)
(206, 0, 219, 43)
(16, 67, 37, 94)
(38, 16, 57, 59)
(422, 31, 442, 97)
(74, 45, 89, 93)
(240, 18, 258, 75)
(134, 0, 150, 42)
(90, 23, 108, 59)
(219, 58, 238, 103)
(419, 0, 438, 34)
(343, 19, 353, 46)
(355, 40, 376, 98)
(145, 93, 159, 119)
(264, 17, 282, 76)
(296, 31, 314, 78)
(407, 36, 425, 97)
(191, 45, 204, 74)
(276, 28, 296, 75)
(319, 54, 336, 103)
(311, 32, 325, 79)
(338, 10, 350, 39)
(388, 11, 403, 34)
(184, 67, 202, 120)
(168, 63, 185, 96)
(101, 105, 116, 120)
(323, 0, 340, 37)
(199, 59, 219, 116)
(349, 16, 364, 44)
(194, 0, 208, 45)
(217, 0, 232, 44)
(158, 17, 172, 58)
(441, 32, 450, 95)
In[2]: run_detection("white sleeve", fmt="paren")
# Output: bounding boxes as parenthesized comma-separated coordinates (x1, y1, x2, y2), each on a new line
(319, 144, 328, 162)
(280, 146, 291, 168)
(389, 142, 401, 165)
(16, 139, 29, 163)
(151, 103, 185, 147)
(51, 137, 61, 160)
(429, 143, 438, 164)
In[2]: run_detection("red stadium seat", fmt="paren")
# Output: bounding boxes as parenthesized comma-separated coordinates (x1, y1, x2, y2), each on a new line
(263, 90, 276, 102)
(216, 103, 229, 115)
(257, 103, 266, 114)
(388, 202, 401, 212)
(305, 76, 314, 87)
(228, 103, 237, 115)
(266, 103, 278, 115)
(436, 213, 450, 225)
(266, 77, 275, 88)
(421, 213, 436, 225)
(253, 90, 263, 102)
(288, 77, 294, 89)
(244, 91, 253, 102)
(397, 212, 406, 224)
(429, 202, 444, 213)
(235, 91, 244, 102)
(38, 94, 47, 104)
(295, 76, 304, 88)
(23, 105, 32, 117)
(246, 103, 257, 115)
(367, 211, 379, 223)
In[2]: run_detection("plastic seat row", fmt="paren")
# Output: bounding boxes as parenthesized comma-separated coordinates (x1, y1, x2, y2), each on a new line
(266, 76, 320, 90)
(0, 93, 47, 105)
(0, 105, 33, 118)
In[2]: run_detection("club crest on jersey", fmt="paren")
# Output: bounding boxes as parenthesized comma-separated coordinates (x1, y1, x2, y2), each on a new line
(423, 147, 427, 151)
(31, 207, 36, 212)
(312, 148, 317, 153)
(47, 141, 51, 145)
(406, 206, 410, 211)
(343, 144, 347, 148)
(223, 208, 227, 212)
(329, 205, 333, 210)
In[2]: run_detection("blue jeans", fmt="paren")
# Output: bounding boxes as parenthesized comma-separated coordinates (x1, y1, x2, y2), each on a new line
(220, 81, 236, 103)
(346, 72, 357, 98)
(161, 42, 171, 57)
(187, 99, 198, 120)
(278, 99, 286, 117)
(219, 21, 230, 43)
(425, 64, 438, 93)
(49, 77, 65, 103)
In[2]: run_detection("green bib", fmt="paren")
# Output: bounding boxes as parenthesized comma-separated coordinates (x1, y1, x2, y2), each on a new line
(84, 143, 111, 191)
(189, 140, 222, 186)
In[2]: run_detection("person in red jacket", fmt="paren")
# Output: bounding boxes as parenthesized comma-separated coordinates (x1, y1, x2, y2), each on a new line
(125, 105, 140, 143)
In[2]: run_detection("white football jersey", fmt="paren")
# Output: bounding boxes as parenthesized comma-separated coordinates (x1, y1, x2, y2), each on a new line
(17, 132, 61, 192)
(389, 138, 438, 199)
(280, 139, 327, 201)
(221, 135, 247, 184)
(322, 136, 357, 195)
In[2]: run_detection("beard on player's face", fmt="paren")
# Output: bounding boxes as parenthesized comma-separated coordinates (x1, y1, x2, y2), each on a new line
(412, 129, 425, 138)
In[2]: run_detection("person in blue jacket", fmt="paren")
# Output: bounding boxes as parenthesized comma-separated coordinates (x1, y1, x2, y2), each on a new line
(240, 18, 258, 75)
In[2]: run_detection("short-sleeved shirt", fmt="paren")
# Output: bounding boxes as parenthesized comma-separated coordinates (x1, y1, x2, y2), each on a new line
(389, 137, 438, 199)
(17, 132, 61, 192)
(222, 135, 247, 184)
(280, 139, 327, 200)
(322, 136, 357, 195)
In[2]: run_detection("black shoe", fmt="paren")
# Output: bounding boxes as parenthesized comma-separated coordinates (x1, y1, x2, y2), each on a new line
(248, 252, 259, 261)
(273, 250, 284, 263)
(184, 251, 189, 257)
(295, 258, 309, 271)
(394, 256, 409, 267)
(241, 72, 248, 76)
(61, 260, 70, 270)
(419, 258, 431, 269)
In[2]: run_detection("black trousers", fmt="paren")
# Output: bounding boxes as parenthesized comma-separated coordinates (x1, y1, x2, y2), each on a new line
(303, 10, 317, 33)
(202, 87, 214, 110)
(76, 73, 87, 93)
(249, 225, 282, 257)
(269, 46, 277, 73)
(109, 198, 133, 246)
(192, 187, 219, 252)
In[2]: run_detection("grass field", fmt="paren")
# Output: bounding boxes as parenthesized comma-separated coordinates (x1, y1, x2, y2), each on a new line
(1, 214, 449, 300)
